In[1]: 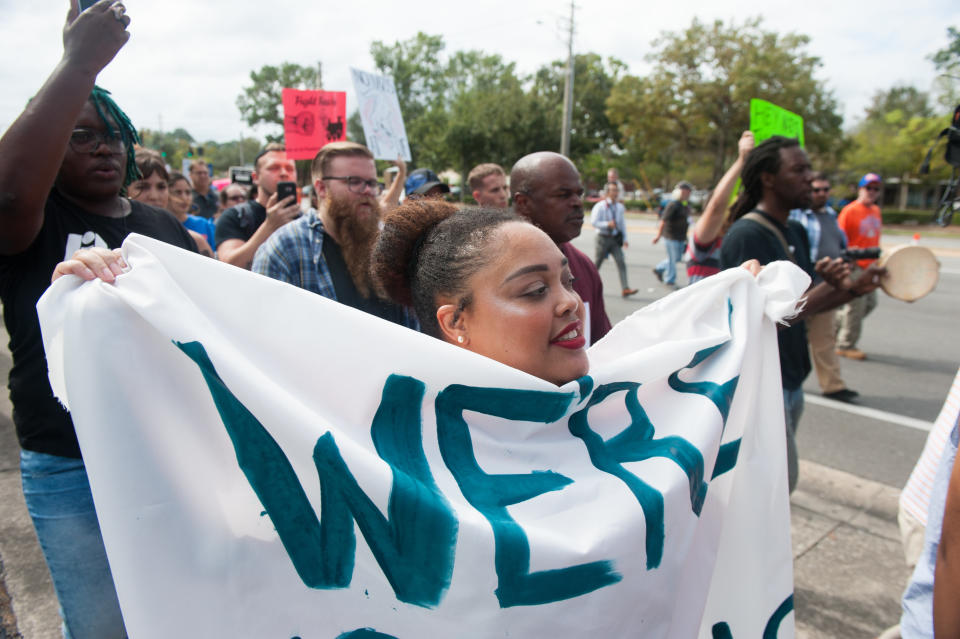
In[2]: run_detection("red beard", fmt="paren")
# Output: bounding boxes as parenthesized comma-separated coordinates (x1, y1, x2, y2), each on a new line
(325, 194, 382, 298)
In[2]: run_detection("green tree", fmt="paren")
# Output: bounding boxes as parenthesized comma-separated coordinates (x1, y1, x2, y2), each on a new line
(138, 127, 195, 171)
(865, 86, 933, 121)
(846, 87, 951, 198)
(370, 33, 449, 169)
(236, 62, 323, 141)
(930, 26, 960, 108)
(202, 137, 263, 174)
(367, 33, 556, 195)
(443, 51, 554, 194)
(530, 54, 626, 165)
(607, 17, 843, 187)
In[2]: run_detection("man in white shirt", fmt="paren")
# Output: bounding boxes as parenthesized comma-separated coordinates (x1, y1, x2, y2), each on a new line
(590, 182, 637, 297)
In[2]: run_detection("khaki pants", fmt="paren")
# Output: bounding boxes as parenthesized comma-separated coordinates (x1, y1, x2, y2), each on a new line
(806, 310, 847, 393)
(836, 265, 878, 350)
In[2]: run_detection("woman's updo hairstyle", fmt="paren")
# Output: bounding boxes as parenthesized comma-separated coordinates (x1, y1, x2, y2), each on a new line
(372, 199, 524, 338)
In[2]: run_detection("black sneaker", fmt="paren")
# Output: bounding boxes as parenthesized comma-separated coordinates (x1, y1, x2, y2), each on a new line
(652, 268, 663, 283)
(823, 389, 859, 403)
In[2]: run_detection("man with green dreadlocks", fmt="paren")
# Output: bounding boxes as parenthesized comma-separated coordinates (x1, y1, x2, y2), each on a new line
(0, 3, 196, 637)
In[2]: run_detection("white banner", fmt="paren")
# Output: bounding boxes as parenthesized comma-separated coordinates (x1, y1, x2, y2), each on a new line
(350, 68, 412, 162)
(39, 235, 806, 639)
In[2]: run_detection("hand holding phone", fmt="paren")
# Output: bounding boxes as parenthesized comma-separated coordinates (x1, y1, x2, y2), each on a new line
(276, 182, 298, 204)
(65, 0, 131, 75)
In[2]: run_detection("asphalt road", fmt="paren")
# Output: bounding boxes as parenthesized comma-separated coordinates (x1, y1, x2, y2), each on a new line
(570, 217, 960, 489)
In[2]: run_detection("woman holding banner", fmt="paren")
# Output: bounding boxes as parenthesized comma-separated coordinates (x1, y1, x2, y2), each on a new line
(56, 199, 762, 387)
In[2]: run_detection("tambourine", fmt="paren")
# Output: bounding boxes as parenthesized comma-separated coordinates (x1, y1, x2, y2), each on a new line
(877, 245, 940, 302)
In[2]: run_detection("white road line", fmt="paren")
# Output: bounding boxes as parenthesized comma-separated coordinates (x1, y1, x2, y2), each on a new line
(940, 267, 960, 276)
(805, 394, 934, 432)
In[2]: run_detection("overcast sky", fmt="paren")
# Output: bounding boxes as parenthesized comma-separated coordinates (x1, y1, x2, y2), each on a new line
(2, 0, 958, 146)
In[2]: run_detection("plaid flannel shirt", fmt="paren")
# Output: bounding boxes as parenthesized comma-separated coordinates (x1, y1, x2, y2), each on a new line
(252, 209, 419, 330)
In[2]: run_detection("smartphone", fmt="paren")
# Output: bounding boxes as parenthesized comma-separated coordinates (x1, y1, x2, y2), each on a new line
(79, 0, 99, 11)
(276, 182, 298, 204)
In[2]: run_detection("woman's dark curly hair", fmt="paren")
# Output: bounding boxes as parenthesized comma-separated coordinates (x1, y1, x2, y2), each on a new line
(372, 200, 526, 338)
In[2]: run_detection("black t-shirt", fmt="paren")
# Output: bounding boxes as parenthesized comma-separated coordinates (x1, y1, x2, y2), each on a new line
(214, 200, 266, 249)
(718, 210, 813, 390)
(662, 201, 690, 241)
(0, 189, 198, 458)
(320, 237, 410, 326)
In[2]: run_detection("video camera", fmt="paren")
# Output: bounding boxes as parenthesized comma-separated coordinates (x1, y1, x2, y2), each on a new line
(840, 247, 881, 262)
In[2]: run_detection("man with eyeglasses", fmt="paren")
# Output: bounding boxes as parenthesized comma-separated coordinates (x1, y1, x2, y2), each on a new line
(253, 142, 417, 329)
(789, 173, 858, 402)
(215, 142, 301, 269)
(835, 173, 884, 360)
(0, 4, 198, 636)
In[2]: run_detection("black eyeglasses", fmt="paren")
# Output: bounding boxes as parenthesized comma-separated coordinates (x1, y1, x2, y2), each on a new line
(68, 127, 124, 154)
(321, 176, 380, 194)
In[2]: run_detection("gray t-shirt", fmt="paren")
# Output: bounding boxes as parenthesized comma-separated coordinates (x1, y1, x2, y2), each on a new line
(814, 211, 846, 283)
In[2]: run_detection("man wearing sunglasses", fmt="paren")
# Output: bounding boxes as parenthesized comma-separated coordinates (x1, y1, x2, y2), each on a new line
(790, 173, 858, 402)
(836, 173, 884, 360)
(253, 142, 416, 329)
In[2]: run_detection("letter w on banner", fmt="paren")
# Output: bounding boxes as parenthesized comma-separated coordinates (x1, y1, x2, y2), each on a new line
(282, 88, 347, 161)
(39, 235, 807, 638)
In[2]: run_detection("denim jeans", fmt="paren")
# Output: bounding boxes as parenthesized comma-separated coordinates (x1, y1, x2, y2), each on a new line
(654, 238, 686, 285)
(20, 449, 126, 639)
(782, 386, 805, 494)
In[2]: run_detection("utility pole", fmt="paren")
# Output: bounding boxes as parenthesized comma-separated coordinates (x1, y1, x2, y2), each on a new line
(560, 0, 575, 157)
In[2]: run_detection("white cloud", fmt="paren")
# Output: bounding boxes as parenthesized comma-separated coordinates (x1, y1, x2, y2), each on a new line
(2, 0, 957, 145)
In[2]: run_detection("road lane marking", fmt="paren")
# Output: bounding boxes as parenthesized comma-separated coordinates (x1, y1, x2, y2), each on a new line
(941, 267, 960, 276)
(805, 394, 934, 431)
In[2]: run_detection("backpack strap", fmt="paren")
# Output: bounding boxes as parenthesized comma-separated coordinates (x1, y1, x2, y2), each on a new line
(742, 212, 796, 263)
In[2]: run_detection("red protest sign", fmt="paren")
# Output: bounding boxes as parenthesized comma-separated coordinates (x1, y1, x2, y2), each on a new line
(281, 89, 347, 160)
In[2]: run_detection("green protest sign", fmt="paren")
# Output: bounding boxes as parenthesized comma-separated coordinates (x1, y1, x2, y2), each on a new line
(749, 99, 804, 147)
(727, 100, 807, 205)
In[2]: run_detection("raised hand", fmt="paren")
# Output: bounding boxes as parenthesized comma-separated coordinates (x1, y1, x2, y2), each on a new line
(62, 0, 131, 78)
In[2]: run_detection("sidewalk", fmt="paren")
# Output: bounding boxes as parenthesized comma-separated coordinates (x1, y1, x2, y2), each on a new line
(792, 460, 910, 638)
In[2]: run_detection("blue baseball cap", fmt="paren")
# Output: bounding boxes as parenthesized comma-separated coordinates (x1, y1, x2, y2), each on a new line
(405, 168, 450, 196)
(858, 173, 882, 188)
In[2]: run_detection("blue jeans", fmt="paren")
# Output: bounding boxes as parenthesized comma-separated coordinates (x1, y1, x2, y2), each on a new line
(20, 449, 126, 639)
(654, 238, 686, 285)
(782, 386, 805, 494)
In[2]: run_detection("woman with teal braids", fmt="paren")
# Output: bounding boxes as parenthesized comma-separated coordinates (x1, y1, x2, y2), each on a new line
(88, 84, 142, 190)
(0, 3, 197, 637)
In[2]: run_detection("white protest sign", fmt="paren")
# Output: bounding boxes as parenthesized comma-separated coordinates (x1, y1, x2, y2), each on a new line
(39, 235, 805, 639)
(351, 68, 412, 161)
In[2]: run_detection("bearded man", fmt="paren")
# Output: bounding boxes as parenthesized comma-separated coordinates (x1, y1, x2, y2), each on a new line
(253, 142, 417, 328)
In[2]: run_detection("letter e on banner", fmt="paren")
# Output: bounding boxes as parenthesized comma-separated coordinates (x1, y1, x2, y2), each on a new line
(282, 89, 347, 161)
